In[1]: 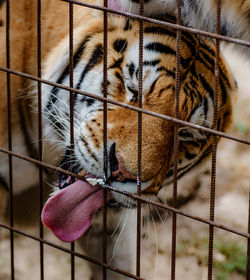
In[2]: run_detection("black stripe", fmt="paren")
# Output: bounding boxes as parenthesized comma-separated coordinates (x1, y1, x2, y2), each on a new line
(80, 136, 98, 162)
(143, 59, 160, 66)
(113, 39, 127, 53)
(47, 35, 91, 109)
(199, 49, 215, 69)
(199, 46, 231, 90)
(145, 42, 176, 56)
(45, 36, 91, 130)
(181, 57, 193, 69)
(159, 84, 175, 95)
(219, 76, 228, 104)
(156, 67, 175, 79)
(127, 86, 138, 102)
(203, 97, 208, 118)
(115, 71, 125, 86)
(199, 73, 214, 100)
(144, 26, 176, 37)
(76, 44, 103, 90)
(123, 19, 132, 31)
(127, 62, 135, 78)
(183, 82, 193, 102)
(200, 43, 215, 57)
(190, 63, 198, 79)
(185, 150, 197, 160)
(147, 76, 161, 95)
(109, 57, 124, 69)
(74, 43, 103, 107)
(144, 25, 197, 51)
(76, 143, 90, 164)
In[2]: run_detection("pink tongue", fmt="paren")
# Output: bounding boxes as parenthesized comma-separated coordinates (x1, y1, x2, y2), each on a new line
(41, 180, 107, 242)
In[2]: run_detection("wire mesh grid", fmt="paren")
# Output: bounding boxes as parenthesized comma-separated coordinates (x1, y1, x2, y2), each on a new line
(0, 0, 250, 280)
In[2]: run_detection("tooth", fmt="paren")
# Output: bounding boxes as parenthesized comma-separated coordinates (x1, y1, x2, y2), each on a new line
(85, 177, 105, 186)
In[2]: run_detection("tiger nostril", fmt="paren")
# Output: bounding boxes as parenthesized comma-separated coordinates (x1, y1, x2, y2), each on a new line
(109, 143, 119, 173)
(109, 144, 137, 182)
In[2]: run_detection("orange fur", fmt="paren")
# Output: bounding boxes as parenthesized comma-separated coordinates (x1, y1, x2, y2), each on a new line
(0, 1, 237, 194)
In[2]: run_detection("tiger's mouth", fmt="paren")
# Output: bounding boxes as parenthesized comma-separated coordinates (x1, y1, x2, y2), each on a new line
(41, 165, 141, 242)
(41, 138, 162, 243)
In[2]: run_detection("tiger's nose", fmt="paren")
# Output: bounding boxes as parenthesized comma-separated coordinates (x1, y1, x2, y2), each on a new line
(109, 143, 137, 182)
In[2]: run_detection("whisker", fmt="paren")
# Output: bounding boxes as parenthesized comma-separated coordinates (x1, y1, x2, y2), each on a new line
(150, 210, 159, 280)
(109, 207, 130, 265)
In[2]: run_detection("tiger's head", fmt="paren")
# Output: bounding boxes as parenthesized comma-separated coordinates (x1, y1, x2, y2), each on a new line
(41, 16, 236, 242)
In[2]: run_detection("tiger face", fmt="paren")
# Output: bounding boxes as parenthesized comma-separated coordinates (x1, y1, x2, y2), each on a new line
(41, 15, 236, 241)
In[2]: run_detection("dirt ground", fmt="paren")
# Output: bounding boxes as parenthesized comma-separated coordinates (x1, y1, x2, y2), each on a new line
(0, 47, 249, 280)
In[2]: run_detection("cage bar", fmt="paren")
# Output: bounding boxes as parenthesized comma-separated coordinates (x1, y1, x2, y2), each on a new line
(136, 0, 144, 277)
(207, 1, 222, 279)
(68, 1, 76, 279)
(5, 0, 15, 279)
(102, 0, 108, 279)
(36, 0, 44, 279)
(171, 0, 182, 279)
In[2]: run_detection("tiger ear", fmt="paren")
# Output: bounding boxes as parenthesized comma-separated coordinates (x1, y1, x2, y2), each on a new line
(178, 127, 207, 142)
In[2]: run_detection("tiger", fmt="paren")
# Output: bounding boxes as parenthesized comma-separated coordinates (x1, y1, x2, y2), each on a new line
(0, 1, 237, 279)
(112, 0, 250, 56)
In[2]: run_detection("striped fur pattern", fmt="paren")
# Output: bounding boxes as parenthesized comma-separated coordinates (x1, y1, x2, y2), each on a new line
(117, 0, 250, 55)
(0, 0, 236, 215)
(42, 15, 236, 202)
(0, 2, 237, 279)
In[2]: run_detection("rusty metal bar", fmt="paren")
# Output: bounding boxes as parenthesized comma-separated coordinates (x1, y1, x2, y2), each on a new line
(136, 1, 144, 277)
(0, 66, 249, 146)
(171, 1, 182, 278)
(208, 0, 221, 280)
(5, 0, 14, 279)
(207, 1, 221, 279)
(36, 0, 44, 279)
(68, 1, 75, 279)
(0, 147, 249, 239)
(102, 0, 108, 279)
(61, 0, 250, 48)
(0, 223, 145, 280)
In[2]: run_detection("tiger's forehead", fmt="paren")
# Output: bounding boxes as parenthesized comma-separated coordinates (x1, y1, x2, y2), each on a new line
(121, 37, 170, 96)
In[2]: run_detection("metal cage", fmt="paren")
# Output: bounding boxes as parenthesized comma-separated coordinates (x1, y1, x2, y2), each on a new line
(0, 0, 249, 279)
